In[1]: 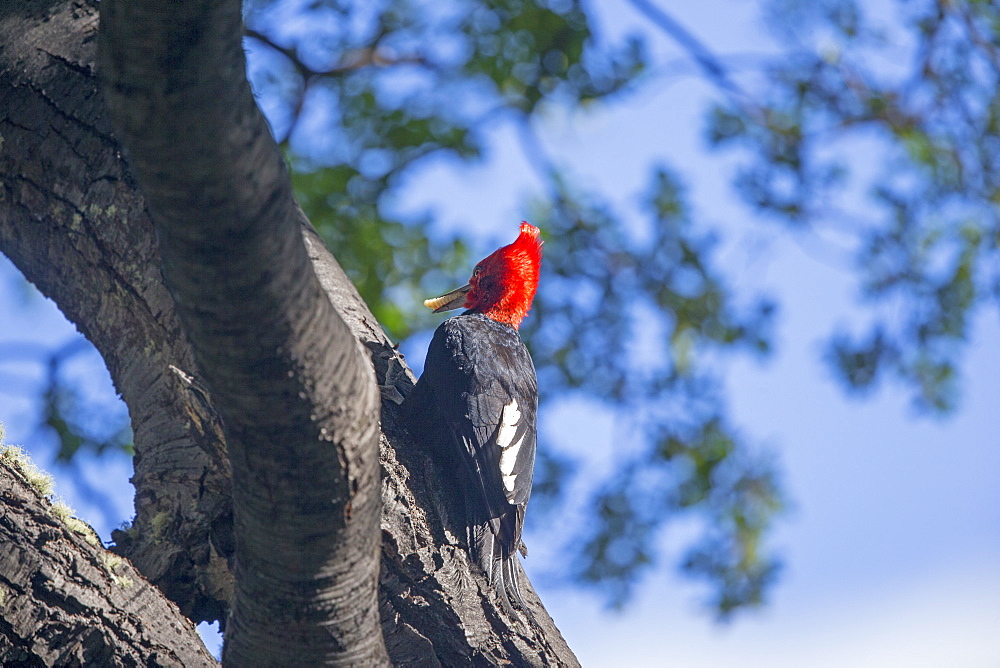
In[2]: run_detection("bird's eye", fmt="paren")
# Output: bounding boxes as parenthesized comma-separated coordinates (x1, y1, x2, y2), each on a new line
(473, 266, 482, 277)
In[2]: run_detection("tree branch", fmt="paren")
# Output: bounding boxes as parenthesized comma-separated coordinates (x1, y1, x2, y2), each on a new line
(0, 453, 217, 666)
(98, 0, 387, 664)
(628, 0, 764, 119)
(627, 0, 745, 97)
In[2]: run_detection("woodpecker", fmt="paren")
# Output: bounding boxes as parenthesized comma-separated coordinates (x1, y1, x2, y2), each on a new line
(404, 222, 542, 614)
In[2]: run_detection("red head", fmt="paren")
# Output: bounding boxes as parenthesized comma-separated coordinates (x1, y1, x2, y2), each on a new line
(424, 222, 543, 329)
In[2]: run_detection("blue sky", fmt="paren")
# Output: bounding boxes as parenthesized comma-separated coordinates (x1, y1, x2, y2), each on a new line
(1, 0, 998, 664)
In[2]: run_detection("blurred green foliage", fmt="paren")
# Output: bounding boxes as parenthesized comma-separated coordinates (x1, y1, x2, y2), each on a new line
(46, 356, 133, 462)
(291, 166, 472, 339)
(709, 0, 1000, 412)
(521, 169, 779, 611)
(0, 337, 133, 463)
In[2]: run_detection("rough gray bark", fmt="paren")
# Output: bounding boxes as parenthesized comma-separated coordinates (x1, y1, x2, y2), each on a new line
(98, 0, 387, 663)
(0, 0, 580, 665)
(0, 454, 217, 667)
(0, 0, 235, 626)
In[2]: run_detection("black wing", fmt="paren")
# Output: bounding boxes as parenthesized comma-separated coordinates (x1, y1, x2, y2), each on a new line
(422, 314, 536, 544)
(405, 313, 537, 609)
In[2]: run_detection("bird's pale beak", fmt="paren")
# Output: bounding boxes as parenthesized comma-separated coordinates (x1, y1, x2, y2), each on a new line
(423, 284, 471, 313)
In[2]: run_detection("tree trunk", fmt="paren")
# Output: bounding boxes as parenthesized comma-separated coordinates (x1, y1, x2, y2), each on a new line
(0, 453, 217, 667)
(99, 0, 387, 663)
(0, 0, 579, 665)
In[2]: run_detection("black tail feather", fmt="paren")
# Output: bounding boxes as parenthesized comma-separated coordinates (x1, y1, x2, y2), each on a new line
(469, 521, 529, 616)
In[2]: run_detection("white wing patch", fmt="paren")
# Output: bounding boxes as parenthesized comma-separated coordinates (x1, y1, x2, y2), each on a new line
(502, 474, 517, 493)
(496, 400, 524, 493)
(496, 399, 521, 449)
(500, 434, 525, 492)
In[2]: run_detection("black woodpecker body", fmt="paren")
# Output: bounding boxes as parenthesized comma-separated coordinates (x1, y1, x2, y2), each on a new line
(404, 223, 543, 613)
